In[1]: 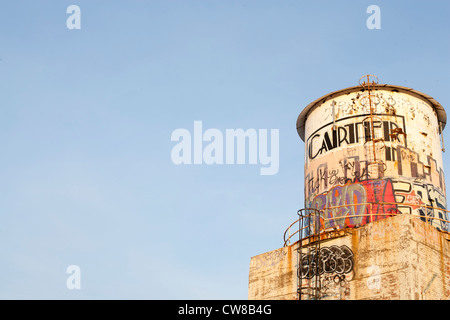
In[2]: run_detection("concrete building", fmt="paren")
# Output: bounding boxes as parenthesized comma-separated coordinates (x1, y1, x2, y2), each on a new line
(248, 76, 450, 300)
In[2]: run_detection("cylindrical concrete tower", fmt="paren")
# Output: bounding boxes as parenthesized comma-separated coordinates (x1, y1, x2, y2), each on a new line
(248, 76, 450, 301)
(296, 76, 449, 232)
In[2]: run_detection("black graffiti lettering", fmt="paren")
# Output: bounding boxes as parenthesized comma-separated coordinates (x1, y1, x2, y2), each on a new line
(383, 121, 390, 141)
(298, 245, 354, 298)
(328, 169, 339, 185)
(385, 146, 392, 161)
(393, 180, 449, 232)
(353, 168, 370, 180)
(346, 123, 355, 144)
(307, 118, 405, 160)
(390, 121, 401, 142)
(318, 167, 328, 188)
(364, 121, 371, 142)
(338, 126, 349, 145)
(309, 133, 321, 159)
(328, 169, 346, 186)
(354, 122, 363, 144)
(298, 245, 354, 279)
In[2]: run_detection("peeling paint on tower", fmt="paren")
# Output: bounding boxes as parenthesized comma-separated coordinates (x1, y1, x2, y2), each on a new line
(248, 76, 450, 300)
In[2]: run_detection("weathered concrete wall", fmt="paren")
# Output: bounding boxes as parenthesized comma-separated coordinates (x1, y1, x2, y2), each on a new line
(248, 214, 450, 300)
(248, 246, 297, 300)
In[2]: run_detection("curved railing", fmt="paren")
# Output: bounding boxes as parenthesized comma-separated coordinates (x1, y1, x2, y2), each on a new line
(283, 201, 450, 247)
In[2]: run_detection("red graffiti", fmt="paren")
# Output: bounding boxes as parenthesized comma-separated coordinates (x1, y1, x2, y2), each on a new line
(360, 179, 398, 224)
(308, 179, 398, 230)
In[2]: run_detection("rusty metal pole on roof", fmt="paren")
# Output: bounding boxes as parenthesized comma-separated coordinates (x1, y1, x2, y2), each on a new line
(366, 75, 378, 165)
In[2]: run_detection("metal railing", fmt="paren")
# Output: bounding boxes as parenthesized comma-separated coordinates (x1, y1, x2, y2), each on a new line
(283, 201, 450, 247)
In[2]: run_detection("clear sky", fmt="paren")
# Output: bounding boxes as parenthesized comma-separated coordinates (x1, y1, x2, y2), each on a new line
(0, 0, 449, 299)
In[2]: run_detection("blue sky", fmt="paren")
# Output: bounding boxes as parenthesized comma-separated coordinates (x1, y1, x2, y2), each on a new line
(0, 0, 449, 299)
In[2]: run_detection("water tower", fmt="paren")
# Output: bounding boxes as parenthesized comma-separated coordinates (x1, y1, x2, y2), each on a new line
(298, 75, 448, 233)
(248, 76, 450, 300)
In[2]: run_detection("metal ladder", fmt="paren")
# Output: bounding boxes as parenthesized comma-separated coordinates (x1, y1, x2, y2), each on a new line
(297, 208, 322, 300)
